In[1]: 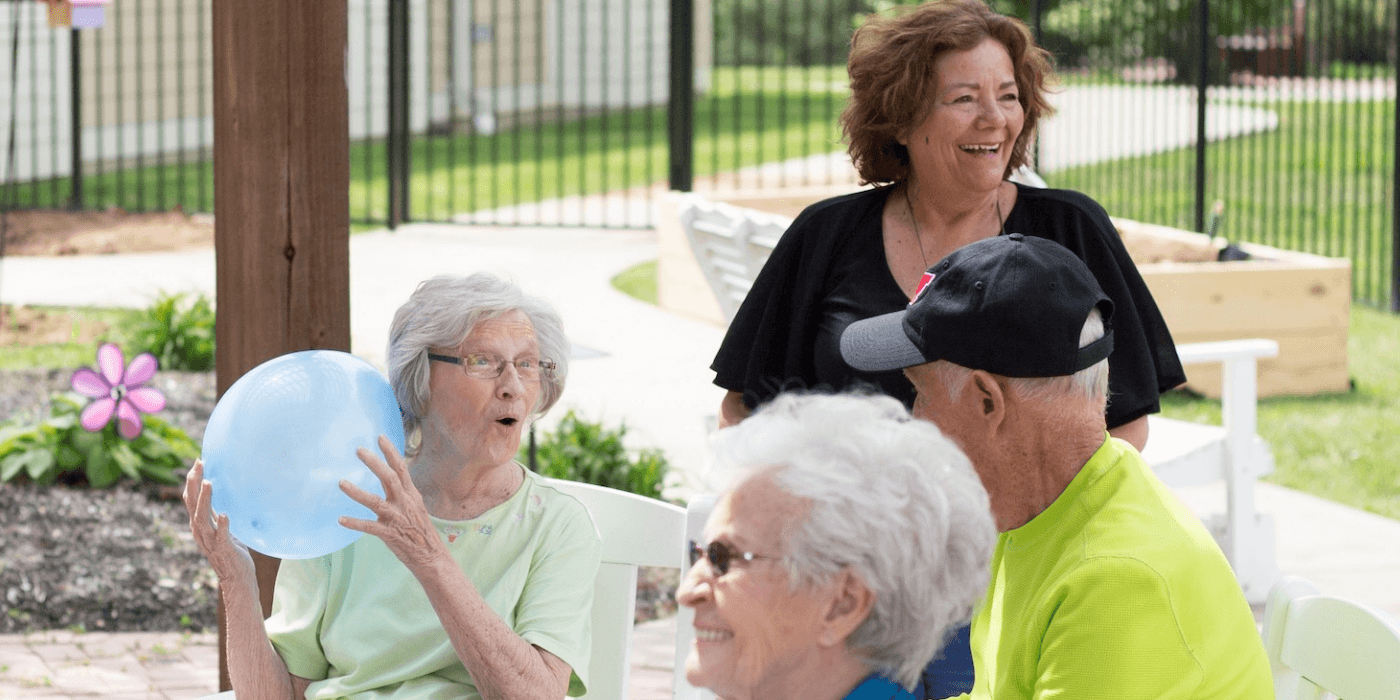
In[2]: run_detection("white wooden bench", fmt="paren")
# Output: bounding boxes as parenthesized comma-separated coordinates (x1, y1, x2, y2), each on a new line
(680, 193, 1280, 603)
(677, 193, 784, 323)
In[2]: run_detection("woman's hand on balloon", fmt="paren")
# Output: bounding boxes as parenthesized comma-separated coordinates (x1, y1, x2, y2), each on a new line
(339, 435, 447, 575)
(182, 459, 255, 585)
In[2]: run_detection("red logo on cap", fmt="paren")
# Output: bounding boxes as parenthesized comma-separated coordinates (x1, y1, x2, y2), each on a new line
(910, 272, 936, 305)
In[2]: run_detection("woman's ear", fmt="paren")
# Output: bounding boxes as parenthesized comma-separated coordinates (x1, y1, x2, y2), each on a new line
(818, 569, 875, 648)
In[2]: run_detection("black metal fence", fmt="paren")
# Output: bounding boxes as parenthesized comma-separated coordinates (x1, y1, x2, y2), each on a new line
(0, 0, 212, 216)
(1012, 0, 1399, 312)
(0, 0, 1397, 308)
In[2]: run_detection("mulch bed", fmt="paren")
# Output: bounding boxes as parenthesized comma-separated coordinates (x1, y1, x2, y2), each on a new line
(0, 480, 217, 633)
(0, 368, 676, 633)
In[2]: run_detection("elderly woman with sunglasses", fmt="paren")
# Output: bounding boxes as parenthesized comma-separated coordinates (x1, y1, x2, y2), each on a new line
(677, 392, 996, 700)
(184, 273, 601, 700)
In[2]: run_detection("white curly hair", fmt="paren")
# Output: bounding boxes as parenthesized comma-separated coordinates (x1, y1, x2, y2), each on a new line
(708, 392, 997, 689)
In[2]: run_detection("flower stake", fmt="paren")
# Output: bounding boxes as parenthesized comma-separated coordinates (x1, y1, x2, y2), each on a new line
(71, 343, 167, 440)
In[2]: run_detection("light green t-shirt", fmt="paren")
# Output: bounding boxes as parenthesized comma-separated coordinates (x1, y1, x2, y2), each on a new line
(952, 436, 1272, 700)
(266, 466, 602, 700)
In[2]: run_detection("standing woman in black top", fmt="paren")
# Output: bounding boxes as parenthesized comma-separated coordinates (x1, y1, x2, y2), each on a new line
(708, 1, 1186, 695)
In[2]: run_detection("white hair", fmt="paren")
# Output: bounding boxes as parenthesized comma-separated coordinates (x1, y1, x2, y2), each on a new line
(385, 273, 568, 450)
(929, 307, 1109, 409)
(709, 392, 996, 690)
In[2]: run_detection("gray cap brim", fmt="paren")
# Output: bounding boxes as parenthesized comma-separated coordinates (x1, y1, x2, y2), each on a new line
(840, 309, 929, 372)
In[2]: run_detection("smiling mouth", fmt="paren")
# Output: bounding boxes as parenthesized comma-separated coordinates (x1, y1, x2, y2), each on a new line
(960, 143, 1001, 155)
(694, 629, 733, 643)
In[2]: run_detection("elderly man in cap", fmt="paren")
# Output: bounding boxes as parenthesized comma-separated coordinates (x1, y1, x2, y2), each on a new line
(840, 233, 1272, 700)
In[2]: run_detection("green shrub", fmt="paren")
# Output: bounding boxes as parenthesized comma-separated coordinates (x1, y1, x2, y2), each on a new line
(0, 393, 199, 488)
(524, 410, 669, 500)
(114, 292, 215, 372)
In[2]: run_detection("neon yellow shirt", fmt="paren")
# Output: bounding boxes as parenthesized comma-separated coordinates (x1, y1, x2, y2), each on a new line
(266, 467, 602, 700)
(952, 437, 1272, 700)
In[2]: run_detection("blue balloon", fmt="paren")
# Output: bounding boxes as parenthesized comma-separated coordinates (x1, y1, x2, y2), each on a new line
(201, 350, 405, 560)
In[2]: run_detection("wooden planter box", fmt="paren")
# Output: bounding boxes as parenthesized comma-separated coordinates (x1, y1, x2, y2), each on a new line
(1114, 218, 1350, 399)
(658, 189, 1351, 398)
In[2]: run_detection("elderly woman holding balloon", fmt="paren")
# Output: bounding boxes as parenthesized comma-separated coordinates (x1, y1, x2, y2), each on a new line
(184, 272, 601, 700)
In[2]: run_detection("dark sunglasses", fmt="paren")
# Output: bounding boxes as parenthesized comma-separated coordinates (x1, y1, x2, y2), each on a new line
(688, 539, 773, 575)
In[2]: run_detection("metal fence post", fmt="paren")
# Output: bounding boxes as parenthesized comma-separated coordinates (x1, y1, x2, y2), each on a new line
(668, 0, 694, 192)
(69, 28, 82, 210)
(1393, 0, 1399, 313)
(387, 0, 411, 229)
(1193, 0, 1209, 234)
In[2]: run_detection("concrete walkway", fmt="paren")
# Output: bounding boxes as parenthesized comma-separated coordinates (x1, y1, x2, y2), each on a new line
(2, 224, 1399, 699)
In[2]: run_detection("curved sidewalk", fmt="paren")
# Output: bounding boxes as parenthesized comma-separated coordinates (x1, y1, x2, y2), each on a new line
(0, 224, 730, 496)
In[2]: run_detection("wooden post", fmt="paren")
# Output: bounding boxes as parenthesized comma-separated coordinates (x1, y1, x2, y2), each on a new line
(211, 0, 349, 691)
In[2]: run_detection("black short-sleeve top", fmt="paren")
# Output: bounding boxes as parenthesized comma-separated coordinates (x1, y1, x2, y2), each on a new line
(709, 184, 1187, 429)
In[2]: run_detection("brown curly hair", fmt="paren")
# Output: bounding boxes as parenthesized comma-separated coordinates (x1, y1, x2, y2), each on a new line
(841, 0, 1055, 185)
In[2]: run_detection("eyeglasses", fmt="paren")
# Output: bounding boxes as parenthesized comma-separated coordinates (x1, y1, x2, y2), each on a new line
(688, 539, 773, 575)
(428, 353, 557, 381)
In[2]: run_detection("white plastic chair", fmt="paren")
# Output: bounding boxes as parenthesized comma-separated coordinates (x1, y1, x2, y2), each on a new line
(197, 481, 712, 700)
(546, 479, 707, 700)
(1262, 576, 1400, 700)
(1142, 338, 1280, 603)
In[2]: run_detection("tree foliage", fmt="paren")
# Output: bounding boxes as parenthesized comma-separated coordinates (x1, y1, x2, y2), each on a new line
(707, 0, 1390, 87)
(710, 0, 878, 67)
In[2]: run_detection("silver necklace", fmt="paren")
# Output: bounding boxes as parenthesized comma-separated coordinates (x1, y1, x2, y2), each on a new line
(903, 185, 1007, 271)
(903, 185, 931, 270)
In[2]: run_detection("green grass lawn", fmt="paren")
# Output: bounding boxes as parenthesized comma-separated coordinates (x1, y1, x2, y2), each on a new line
(362, 65, 849, 222)
(611, 259, 1399, 522)
(8, 74, 1390, 307)
(8, 66, 851, 227)
(610, 260, 659, 306)
(1049, 98, 1396, 308)
(1159, 304, 1400, 521)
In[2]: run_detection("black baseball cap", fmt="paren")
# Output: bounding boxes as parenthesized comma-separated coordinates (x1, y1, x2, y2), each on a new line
(840, 233, 1114, 377)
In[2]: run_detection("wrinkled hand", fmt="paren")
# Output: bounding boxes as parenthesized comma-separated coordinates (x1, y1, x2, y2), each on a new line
(339, 435, 447, 574)
(182, 459, 255, 585)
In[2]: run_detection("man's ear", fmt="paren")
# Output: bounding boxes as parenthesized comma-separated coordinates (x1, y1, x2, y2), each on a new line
(967, 370, 1008, 434)
(818, 569, 875, 648)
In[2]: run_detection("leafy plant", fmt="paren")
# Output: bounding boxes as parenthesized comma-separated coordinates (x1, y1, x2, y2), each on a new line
(113, 292, 215, 372)
(524, 410, 669, 500)
(0, 393, 199, 488)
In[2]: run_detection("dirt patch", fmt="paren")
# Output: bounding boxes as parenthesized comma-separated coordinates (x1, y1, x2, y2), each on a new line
(0, 305, 114, 348)
(0, 207, 213, 348)
(1114, 218, 1229, 264)
(0, 208, 214, 257)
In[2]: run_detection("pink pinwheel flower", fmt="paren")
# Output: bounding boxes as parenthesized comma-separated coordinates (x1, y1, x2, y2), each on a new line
(71, 343, 167, 440)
